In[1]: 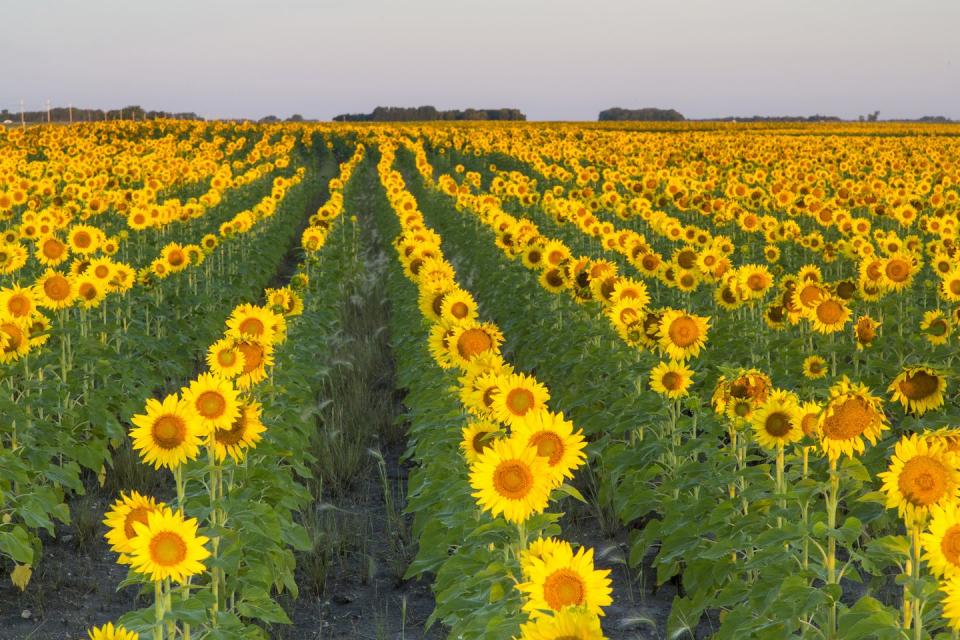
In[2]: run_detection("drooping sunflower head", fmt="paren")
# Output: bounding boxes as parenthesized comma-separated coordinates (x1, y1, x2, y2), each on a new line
(879, 433, 960, 526)
(854, 315, 880, 349)
(888, 366, 947, 417)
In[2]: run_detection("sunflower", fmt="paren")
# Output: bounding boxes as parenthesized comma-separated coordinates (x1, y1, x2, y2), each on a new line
(206, 338, 247, 379)
(802, 355, 828, 379)
(941, 575, 960, 632)
(234, 338, 275, 389)
(460, 371, 503, 419)
(75, 275, 107, 308)
(87, 622, 140, 640)
(130, 393, 203, 470)
(32, 269, 73, 309)
(657, 309, 710, 361)
(517, 607, 605, 640)
(798, 401, 822, 439)
(751, 391, 802, 450)
(460, 419, 502, 465)
(511, 410, 587, 486)
(0, 317, 31, 364)
(182, 373, 241, 433)
(448, 321, 503, 367)
(888, 366, 947, 416)
(0, 284, 37, 319)
(920, 310, 952, 346)
(35, 235, 69, 267)
(417, 284, 451, 323)
(491, 373, 550, 428)
(520, 537, 573, 578)
(808, 296, 850, 334)
(210, 400, 266, 463)
(128, 509, 210, 583)
(923, 503, 960, 579)
(649, 360, 694, 399)
(427, 324, 457, 369)
(439, 288, 478, 325)
(881, 253, 917, 291)
(940, 267, 960, 303)
(469, 437, 552, 524)
(854, 315, 880, 350)
(518, 543, 613, 618)
(68, 225, 101, 255)
(878, 434, 959, 526)
(226, 303, 286, 345)
(817, 377, 889, 461)
(103, 491, 166, 559)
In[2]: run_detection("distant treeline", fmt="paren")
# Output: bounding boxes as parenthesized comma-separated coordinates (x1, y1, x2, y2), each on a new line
(333, 106, 526, 122)
(0, 105, 202, 123)
(599, 107, 685, 122)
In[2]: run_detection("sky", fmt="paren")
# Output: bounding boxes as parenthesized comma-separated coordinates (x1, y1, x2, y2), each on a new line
(2, 0, 958, 121)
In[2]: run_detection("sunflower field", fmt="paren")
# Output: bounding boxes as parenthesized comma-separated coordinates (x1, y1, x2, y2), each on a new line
(2, 120, 960, 640)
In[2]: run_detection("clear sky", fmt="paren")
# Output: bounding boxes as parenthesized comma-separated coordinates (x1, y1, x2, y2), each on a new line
(2, 0, 958, 121)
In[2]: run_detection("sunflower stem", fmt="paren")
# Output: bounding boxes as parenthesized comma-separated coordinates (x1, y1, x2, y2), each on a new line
(911, 521, 923, 640)
(775, 443, 785, 529)
(154, 580, 165, 640)
(826, 457, 839, 640)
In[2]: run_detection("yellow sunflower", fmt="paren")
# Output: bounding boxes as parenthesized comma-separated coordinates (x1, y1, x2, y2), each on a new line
(923, 502, 960, 579)
(808, 295, 850, 334)
(206, 338, 247, 379)
(802, 355, 828, 380)
(469, 437, 552, 524)
(234, 338, 275, 389)
(941, 575, 960, 632)
(128, 509, 210, 583)
(448, 321, 504, 367)
(0, 316, 31, 364)
(817, 377, 889, 461)
(511, 410, 587, 486)
(87, 622, 140, 640)
(210, 400, 266, 463)
(888, 366, 947, 417)
(491, 373, 550, 428)
(518, 543, 613, 619)
(798, 401, 822, 439)
(460, 419, 501, 465)
(130, 393, 203, 470)
(0, 284, 37, 319)
(751, 392, 802, 450)
(75, 275, 107, 309)
(517, 607, 605, 640)
(920, 310, 952, 346)
(35, 270, 75, 310)
(649, 360, 694, 399)
(181, 373, 241, 433)
(940, 267, 960, 303)
(226, 303, 286, 345)
(878, 434, 959, 526)
(657, 309, 710, 361)
(439, 288, 478, 325)
(103, 491, 166, 560)
(520, 537, 573, 578)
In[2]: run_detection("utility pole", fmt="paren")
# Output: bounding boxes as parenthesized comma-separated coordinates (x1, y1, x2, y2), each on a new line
(69, 103, 73, 124)
(46, 99, 51, 124)
(19, 99, 25, 130)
